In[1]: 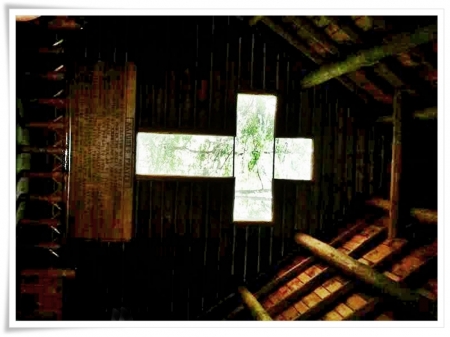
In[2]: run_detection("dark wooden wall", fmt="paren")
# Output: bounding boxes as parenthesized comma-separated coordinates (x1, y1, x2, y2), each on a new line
(31, 16, 390, 320)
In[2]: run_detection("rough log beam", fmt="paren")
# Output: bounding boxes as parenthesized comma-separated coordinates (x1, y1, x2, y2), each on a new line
(283, 16, 392, 103)
(300, 24, 437, 88)
(238, 286, 272, 321)
(334, 16, 436, 95)
(258, 16, 370, 103)
(376, 106, 437, 123)
(366, 198, 437, 224)
(226, 220, 368, 320)
(249, 16, 264, 26)
(294, 233, 435, 315)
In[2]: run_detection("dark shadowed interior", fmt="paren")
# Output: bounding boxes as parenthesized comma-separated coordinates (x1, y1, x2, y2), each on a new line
(15, 15, 437, 321)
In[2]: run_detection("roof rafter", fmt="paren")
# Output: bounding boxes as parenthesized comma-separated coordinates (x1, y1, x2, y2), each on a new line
(300, 23, 437, 88)
(256, 16, 371, 103)
(283, 16, 393, 103)
(326, 16, 436, 94)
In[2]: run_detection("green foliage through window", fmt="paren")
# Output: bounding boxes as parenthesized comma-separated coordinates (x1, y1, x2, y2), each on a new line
(135, 93, 313, 222)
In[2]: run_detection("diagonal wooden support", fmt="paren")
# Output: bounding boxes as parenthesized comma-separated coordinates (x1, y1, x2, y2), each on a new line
(226, 219, 370, 319)
(265, 224, 386, 317)
(324, 239, 438, 321)
(376, 106, 437, 123)
(300, 24, 437, 88)
(257, 16, 370, 103)
(294, 233, 435, 314)
(238, 286, 272, 320)
(278, 237, 406, 321)
(366, 198, 437, 224)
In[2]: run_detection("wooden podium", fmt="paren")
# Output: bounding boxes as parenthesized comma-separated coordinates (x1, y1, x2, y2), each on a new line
(68, 62, 136, 241)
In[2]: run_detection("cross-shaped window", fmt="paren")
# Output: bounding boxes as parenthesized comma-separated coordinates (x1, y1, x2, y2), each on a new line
(136, 93, 313, 223)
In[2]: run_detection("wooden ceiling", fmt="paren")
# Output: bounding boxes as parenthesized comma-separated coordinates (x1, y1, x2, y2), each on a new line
(246, 16, 437, 108)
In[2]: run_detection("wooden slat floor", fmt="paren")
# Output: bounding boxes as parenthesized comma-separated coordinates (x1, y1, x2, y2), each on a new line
(222, 212, 438, 321)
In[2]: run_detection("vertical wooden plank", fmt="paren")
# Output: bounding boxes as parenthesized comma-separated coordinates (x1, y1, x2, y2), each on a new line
(218, 179, 235, 300)
(275, 53, 288, 137)
(226, 18, 238, 135)
(388, 90, 404, 239)
(196, 17, 210, 131)
(311, 86, 323, 236)
(238, 30, 251, 91)
(189, 181, 205, 318)
(367, 125, 376, 195)
(345, 107, 356, 211)
(286, 60, 301, 137)
(299, 89, 313, 138)
(355, 128, 366, 195)
(245, 226, 259, 282)
(208, 17, 219, 131)
(296, 181, 311, 234)
(257, 226, 273, 278)
(272, 180, 283, 260)
(320, 92, 335, 234)
(263, 47, 278, 93)
(331, 101, 341, 216)
(233, 226, 247, 283)
(211, 17, 227, 132)
(252, 32, 265, 91)
(284, 181, 297, 251)
(167, 67, 178, 129)
(150, 181, 162, 239)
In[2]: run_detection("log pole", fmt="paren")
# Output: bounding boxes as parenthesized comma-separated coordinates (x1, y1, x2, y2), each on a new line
(226, 220, 368, 319)
(300, 24, 437, 88)
(238, 287, 272, 321)
(376, 107, 437, 123)
(294, 233, 435, 315)
(366, 198, 437, 224)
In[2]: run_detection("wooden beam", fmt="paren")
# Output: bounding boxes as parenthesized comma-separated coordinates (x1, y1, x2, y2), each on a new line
(325, 16, 361, 43)
(283, 16, 393, 103)
(377, 106, 437, 123)
(326, 16, 428, 96)
(238, 286, 272, 320)
(258, 16, 370, 103)
(294, 233, 434, 312)
(300, 24, 437, 88)
(283, 16, 340, 55)
(226, 220, 369, 319)
(249, 16, 264, 26)
(267, 224, 386, 318)
(366, 198, 437, 224)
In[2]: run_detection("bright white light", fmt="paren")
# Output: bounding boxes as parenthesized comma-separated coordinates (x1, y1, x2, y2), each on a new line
(233, 94, 276, 222)
(275, 138, 313, 180)
(136, 133, 233, 177)
(136, 94, 313, 223)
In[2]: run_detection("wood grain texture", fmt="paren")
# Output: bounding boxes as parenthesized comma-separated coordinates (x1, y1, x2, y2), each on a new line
(69, 63, 136, 241)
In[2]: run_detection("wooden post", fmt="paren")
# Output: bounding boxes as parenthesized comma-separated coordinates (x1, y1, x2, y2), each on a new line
(294, 233, 435, 315)
(389, 90, 403, 239)
(238, 287, 272, 321)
